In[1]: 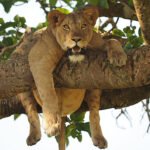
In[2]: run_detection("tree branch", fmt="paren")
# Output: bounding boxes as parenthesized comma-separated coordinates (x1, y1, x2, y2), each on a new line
(97, 2, 137, 20)
(133, 0, 150, 44)
(1, 29, 150, 118)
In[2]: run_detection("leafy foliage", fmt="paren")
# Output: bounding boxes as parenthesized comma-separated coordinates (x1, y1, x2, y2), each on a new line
(0, 15, 26, 46)
(0, 0, 28, 13)
(0, 15, 27, 60)
(112, 26, 143, 51)
(65, 112, 90, 145)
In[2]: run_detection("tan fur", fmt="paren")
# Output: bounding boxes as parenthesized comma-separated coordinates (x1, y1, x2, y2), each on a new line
(17, 92, 41, 146)
(19, 7, 127, 148)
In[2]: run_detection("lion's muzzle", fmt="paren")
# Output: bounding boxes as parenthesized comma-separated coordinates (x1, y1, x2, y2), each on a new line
(66, 47, 86, 63)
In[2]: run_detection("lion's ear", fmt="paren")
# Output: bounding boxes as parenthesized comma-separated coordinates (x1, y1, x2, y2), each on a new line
(82, 7, 99, 26)
(48, 10, 65, 27)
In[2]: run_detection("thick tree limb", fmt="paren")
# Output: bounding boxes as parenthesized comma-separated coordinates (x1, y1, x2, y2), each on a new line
(133, 0, 150, 44)
(1, 30, 150, 118)
(1, 85, 150, 118)
(1, 44, 150, 97)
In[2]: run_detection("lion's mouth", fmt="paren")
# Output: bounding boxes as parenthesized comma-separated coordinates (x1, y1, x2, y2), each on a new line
(66, 46, 86, 63)
(72, 45, 81, 53)
(66, 46, 86, 56)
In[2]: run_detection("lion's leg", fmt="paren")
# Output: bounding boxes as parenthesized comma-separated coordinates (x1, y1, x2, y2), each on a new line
(85, 89, 107, 149)
(17, 92, 41, 146)
(29, 58, 61, 136)
(106, 39, 127, 66)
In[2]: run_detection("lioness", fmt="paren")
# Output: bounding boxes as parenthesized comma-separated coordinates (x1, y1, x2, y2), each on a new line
(18, 7, 127, 149)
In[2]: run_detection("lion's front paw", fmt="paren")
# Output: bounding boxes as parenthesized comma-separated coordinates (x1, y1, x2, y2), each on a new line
(43, 113, 61, 137)
(92, 135, 108, 149)
(108, 50, 127, 67)
(27, 131, 41, 146)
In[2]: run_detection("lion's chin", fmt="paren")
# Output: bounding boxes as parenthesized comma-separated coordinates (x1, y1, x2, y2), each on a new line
(69, 54, 85, 63)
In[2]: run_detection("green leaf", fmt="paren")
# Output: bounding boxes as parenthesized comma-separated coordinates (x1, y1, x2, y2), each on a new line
(2, 37, 14, 46)
(7, 30, 17, 35)
(75, 0, 86, 9)
(0, 22, 16, 31)
(124, 42, 133, 51)
(14, 114, 20, 120)
(0, 0, 28, 13)
(0, 30, 5, 36)
(123, 26, 136, 37)
(88, 0, 99, 5)
(0, 18, 4, 24)
(112, 28, 125, 37)
(65, 136, 69, 146)
(138, 27, 142, 36)
(99, 0, 109, 9)
(76, 122, 91, 136)
(76, 132, 82, 142)
(0, 0, 13, 13)
(70, 112, 85, 122)
(37, 22, 47, 29)
(14, 15, 20, 23)
(56, 7, 70, 14)
(14, 15, 26, 28)
(49, 0, 57, 7)
(66, 124, 76, 137)
(128, 0, 133, 6)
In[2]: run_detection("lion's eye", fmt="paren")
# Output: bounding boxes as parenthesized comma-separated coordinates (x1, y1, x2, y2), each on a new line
(63, 24, 70, 31)
(81, 24, 87, 30)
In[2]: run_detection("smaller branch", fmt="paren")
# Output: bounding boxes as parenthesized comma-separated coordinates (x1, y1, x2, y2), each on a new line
(58, 117, 66, 150)
(108, 17, 120, 33)
(0, 43, 20, 57)
(141, 99, 150, 132)
(36, 0, 49, 15)
(100, 18, 114, 30)
(115, 108, 132, 129)
(0, 28, 31, 57)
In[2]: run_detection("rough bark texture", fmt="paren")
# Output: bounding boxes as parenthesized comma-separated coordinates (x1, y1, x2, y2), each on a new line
(1, 43, 150, 98)
(98, 1, 137, 20)
(1, 85, 150, 118)
(1, 30, 150, 118)
(133, 0, 150, 44)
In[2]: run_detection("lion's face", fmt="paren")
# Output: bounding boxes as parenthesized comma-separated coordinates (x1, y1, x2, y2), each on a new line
(48, 7, 99, 62)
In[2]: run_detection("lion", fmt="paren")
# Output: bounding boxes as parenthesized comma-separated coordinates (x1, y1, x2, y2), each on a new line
(18, 7, 127, 149)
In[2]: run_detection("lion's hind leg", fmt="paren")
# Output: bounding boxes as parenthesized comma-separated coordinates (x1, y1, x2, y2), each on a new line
(85, 89, 108, 149)
(17, 92, 41, 146)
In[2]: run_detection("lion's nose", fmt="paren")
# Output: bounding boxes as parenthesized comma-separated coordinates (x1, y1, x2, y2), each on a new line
(72, 37, 81, 42)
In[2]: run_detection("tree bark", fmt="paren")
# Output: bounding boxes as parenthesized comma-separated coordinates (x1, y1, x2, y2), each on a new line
(133, 0, 150, 45)
(0, 31, 150, 118)
(1, 85, 150, 118)
(1, 44, 150, 98)
(98, 1, 137, 20)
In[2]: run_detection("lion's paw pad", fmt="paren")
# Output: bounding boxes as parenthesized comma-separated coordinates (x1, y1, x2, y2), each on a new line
(44, 122, 61, 136)
(92, 135, 108, 149)
(27, 132, 41, 146)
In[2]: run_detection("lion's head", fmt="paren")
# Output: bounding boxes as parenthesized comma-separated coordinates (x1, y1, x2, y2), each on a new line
(48, 7, 99, 62)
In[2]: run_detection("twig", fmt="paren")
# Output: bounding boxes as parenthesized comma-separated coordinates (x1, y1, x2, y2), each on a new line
(58, 117, 66, 150)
